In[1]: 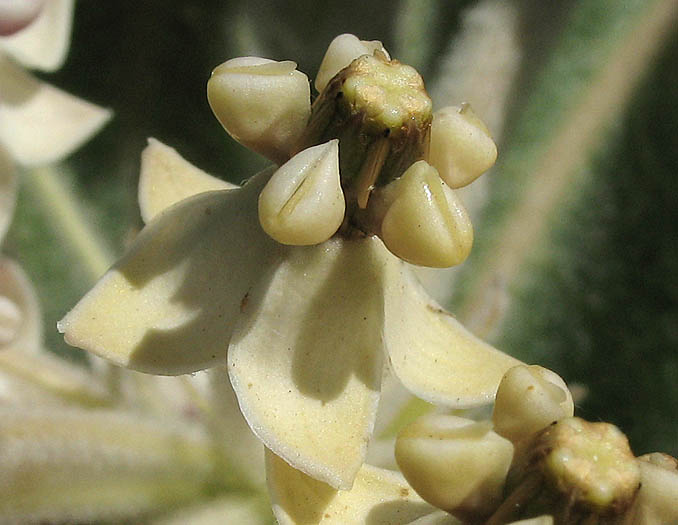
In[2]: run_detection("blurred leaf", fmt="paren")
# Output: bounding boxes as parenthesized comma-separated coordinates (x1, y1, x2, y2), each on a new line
(453, 0, 671, 317)
(499, 28, 678, 456)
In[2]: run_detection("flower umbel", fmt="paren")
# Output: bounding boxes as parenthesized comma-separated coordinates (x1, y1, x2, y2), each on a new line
(59, 34, 519, 490)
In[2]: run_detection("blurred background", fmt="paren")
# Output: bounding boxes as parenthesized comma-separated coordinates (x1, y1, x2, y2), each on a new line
(7, 0, 677, 457)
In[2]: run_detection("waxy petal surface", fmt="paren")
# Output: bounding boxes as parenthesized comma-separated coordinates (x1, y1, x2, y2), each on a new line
(59, 169, 280, 375)
(266, 449, 435, 524)
(138, 138, 236, 224)
(229, 237, 387, 489)
(0, 57, 111, 167)
(383, 255, 520, 406)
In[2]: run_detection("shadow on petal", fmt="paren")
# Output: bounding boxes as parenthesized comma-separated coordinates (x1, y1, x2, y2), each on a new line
(60, 169, 280, 375)
(291, 238, 386, 401)
(229, 238, 387, 488)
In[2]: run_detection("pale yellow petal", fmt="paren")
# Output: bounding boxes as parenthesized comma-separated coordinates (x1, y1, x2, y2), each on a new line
(0, 57, 111, 167)
(266, 449, 435, 524)
(229, 237, 387, 489)
(0, 0, 73, 71)
(138, 138, 236, 224)
(0, 147, 17, 244)
(0, 258, 41, 352)
(383, 253, 520, 406)
(58, 169, 280, 375)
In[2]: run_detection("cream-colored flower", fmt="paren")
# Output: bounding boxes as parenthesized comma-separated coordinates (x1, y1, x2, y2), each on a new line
(0, 268, 271, 522)
(0, 0, 110, 168)
(59, 34, 520, 491)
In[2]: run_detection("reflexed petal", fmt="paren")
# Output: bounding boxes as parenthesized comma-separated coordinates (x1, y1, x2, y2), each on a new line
(0, 57, 111, 167)
(152, 496, 271, 525)
(138, 138, 236, 224)
(0, 0, 73, 71)
(58, 169, 280, 375)
(0, 146, 17, 244)
(0, 406, 213, 523)
(0, 258, 41, 352)
(382, 253, 521, 406)
(266, 449, 435, 524)
(229, 237, 387, 489)
(315, 33, 390, 93)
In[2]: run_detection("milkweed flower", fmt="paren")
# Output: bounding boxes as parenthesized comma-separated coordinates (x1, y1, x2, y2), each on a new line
(395, 364, 678, 525)
(59, 33, 519, 490)
(0, 0, 110, 169)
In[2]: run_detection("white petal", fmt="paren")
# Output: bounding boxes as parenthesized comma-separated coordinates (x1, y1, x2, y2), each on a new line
(0, 147, 16, 244)
(0, 57, 111, 167)
(138, 138, 236, 224)
(266, 449, 436, 524)
(58, 169, 280, 375)
(207, 57, 310, 163)
(229, 237, 387, 489)
(383, 253, 521, 406)
(0, 0, 44, 36)
(315, 33, 390, 93)
(0, 0, 73, 71)
(0, 258, 41, 352)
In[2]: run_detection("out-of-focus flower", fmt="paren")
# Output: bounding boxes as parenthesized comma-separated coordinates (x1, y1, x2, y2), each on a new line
(0, 0, 110, 169)
(59, 33, 521, 490)
(0, 259, 271, 522)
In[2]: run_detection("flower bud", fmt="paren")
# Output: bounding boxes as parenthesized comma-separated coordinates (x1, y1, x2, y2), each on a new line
(378, 160, 473, 268)
(395, 414, 514, 521)
(314, 33, 389, 93)
(492, 365, 574, 444)
(0, 0, 44, 36)
(258, 140, 345, 245)
(428, 104, 497, 188)
(207, 57, 311, 164)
